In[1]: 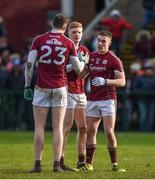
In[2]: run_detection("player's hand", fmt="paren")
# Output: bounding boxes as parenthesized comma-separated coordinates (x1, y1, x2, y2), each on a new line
(78, 52, 89, 64)
(66, 64, 73, 72)
(24, 87, 33, 100)
(92, 77, 107, 86)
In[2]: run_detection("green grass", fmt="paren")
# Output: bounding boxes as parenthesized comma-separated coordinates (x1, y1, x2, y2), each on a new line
(0, 131, 155, 179)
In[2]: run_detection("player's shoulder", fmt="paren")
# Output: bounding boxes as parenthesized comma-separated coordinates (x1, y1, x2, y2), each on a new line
(79, 44, 88, 50)
(90, 51, 99, 57)
(88, 51, 98, 63)
(61, 34, 74, 43)
(60, 34, 75, 48)
(33, 32, 49, 41)
(109, 51, 121, 62)
(79, 44, 90, 53)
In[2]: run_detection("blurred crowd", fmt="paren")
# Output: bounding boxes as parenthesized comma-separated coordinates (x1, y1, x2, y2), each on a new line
(0, 0, 155, 132)
(0, 15, 35, 130)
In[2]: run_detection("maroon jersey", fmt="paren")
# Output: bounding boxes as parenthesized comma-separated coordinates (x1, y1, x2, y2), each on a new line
(67, 45, 89, 94)
(88, 51, 124, 101)
(31, 32, 77, 88)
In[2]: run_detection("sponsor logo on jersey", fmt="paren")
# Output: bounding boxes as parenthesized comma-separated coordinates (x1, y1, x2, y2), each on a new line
(89, 64, 106, 71)
(102, 59, 107, 64)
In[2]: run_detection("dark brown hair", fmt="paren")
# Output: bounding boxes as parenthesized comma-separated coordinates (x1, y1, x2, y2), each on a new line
(98, 30, 112, 39)
(53, 13, 69, 30)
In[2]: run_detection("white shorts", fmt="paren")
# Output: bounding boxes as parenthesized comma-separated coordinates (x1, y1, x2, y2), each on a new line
(67, 93, 87, 109)
(86, 99, 116, 117)
(32, 86, 67, 107)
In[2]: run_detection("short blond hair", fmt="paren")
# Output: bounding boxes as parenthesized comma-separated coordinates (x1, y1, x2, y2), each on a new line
(68, 21, 83, 30)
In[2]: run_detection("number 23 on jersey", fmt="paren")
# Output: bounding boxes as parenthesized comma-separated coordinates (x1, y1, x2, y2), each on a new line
(39, 45, 67, 65)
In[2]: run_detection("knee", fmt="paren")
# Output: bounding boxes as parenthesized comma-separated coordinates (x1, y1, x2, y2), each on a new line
(104, 128, 114, 137)
(35, 127, 44, 136)
(63, 121, 73, 135)
(79, 126, 87, 135)
(87, 128, 96, 139)
(35, 131, 44, 144)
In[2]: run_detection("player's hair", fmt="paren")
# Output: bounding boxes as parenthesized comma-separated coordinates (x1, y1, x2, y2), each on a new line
(98, 30, 112, 39)
(68, 21, 83, 29)
(53, 13, 69, 30)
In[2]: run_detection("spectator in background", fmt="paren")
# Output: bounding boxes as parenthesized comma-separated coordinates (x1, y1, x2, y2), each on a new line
(0, 48, 10, 93)
(0, 48, 12, 92)
(132, 64, 155, 132)
(133, 30, 152, 64)
(150, 30, 155, 56)
(21, 37, 33, 64)
(6, 54, 25, 130)
(84, 26, 102, 52)
(0, 58, 8, 92)
(0, 15, 7, 49)
(125, 62, 143, 130)
(141, 0, 155, 29)
(100, 9, 132, 57)
(91, 26, 101, 51)
(0, 48, 11, 70)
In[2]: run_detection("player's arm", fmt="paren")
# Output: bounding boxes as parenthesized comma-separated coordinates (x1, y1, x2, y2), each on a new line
(77, 51, 90, 77)
(24, 50, 37, 87)
(78, 64, 89, 78)
(67, 51, 89, 73)
(78, 51, 89, 65)
(69, 40, 90, 74)
(66, 60, 85, 73)
(66, 58, 89, 79)
(92, 70, 126, 87)
(24, 50, 37, 100)
(69, 55, 84, 74)
(107, 70, 126, 87)
(66, 63, 73, 73)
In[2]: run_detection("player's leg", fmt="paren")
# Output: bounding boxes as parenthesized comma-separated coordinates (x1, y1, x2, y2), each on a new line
(29, 87, 50, 173)
(52, 106, 66, 172)
(103, 115, 117, 161)
(60, 93, 76, 171)
(85, 101, 101, 171)
(62, 108, 74, 157)
(74, 107, 87, 167)
(60, 108, 74, 171)
(51, 86, 67, 172)
(102, 100, 126, 172)
(30, 105, 49, 173)
(103, 115, 126, 172)
(86, 116, 100, 171)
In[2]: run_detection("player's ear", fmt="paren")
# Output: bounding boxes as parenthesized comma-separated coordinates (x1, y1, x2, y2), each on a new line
(109, 41, 112, 46)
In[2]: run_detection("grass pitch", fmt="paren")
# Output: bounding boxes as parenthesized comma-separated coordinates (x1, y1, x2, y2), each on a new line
(0, 131, 155, 179)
